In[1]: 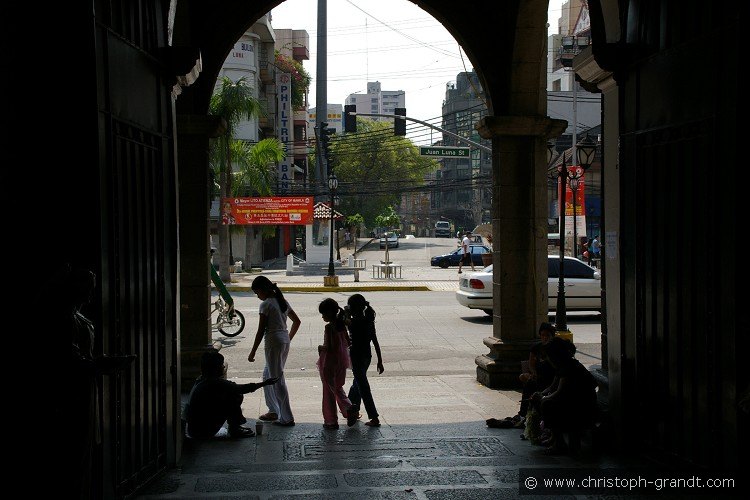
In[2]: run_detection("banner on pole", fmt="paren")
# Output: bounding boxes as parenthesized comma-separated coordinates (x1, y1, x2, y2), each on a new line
(221, 197, 313, 225)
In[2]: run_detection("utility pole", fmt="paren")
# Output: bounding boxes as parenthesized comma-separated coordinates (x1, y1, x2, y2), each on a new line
(315, 0, 327, 193)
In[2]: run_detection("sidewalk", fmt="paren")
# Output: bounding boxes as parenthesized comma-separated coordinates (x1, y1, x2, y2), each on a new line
(225, 245, 463, 293)
(138, 371, 642, 499)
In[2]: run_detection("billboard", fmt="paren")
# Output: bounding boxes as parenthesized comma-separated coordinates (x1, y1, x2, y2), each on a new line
(221, 197, 313, 225)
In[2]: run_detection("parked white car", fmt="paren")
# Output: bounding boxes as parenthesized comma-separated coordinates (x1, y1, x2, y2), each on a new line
(455, 256, 601, 314)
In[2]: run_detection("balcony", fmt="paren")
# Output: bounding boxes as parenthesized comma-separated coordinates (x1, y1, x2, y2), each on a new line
(293, 109, 308, 124)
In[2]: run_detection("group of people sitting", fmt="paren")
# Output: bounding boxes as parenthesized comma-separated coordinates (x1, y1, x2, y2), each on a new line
(487, 322, 598, 454)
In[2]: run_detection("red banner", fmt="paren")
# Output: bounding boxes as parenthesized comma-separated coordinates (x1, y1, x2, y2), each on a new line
(221, 197, 314, 225)
(562, 166, 586, 217)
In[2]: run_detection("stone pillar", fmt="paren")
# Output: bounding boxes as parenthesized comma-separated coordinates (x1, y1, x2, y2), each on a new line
(177, 115, 226, 388)
(573, 47, 618, 426)
(475, 116, 566, 388)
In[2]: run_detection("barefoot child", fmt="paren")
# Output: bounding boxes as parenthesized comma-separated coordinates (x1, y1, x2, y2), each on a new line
(247, 276, 301, 427)
(317, 298, 358, 429)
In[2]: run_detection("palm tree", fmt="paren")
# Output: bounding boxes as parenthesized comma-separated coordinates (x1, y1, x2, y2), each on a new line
(209, 76, 264, 282)
(231, 138, 285, 197)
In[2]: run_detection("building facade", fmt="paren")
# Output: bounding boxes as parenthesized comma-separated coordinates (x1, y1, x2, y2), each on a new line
(345, 81, 405, 122)
(546, 0, 603, 246)
(433, 71, 492, 232)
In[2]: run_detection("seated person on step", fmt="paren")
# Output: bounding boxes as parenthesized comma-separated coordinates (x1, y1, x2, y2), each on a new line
(486, 323, 555, 429)
(532, 337, 597, 453)
(185, 350, 278, 438)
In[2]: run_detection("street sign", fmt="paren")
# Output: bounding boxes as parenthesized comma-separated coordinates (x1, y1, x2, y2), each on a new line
(419, 146, 470, 158)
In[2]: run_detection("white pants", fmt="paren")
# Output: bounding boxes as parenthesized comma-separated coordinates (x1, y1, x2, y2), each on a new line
(263, 342, 293, 423)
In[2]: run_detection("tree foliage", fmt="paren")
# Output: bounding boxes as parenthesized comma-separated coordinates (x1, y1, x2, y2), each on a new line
(331, 119, 437, 227)
(274, 51, 311, 109)
(208, 76, 264, 281)
(374, 206, 401, 229)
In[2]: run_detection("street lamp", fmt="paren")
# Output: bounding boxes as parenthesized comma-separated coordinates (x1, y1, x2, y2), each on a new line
(327, 173, 338, 277)
(548, 135, 597, 333)
(574, 135, 597, 258)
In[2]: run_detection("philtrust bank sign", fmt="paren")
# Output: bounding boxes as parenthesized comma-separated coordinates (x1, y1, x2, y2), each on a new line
(277, 73, 292, 194)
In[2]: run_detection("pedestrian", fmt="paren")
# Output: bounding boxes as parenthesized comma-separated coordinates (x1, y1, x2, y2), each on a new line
(345, 294, 384, 427)
(186, 350, 279, 439)
(317, 298, 358, 429)
(247, 276, 301, 426)
(344, 230, 351, 249)
(590, 235, 601, 267)
(458, 230, 475, 274)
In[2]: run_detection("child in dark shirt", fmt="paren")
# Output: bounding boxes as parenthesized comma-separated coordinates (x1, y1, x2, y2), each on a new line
(186, 351, 278, 438)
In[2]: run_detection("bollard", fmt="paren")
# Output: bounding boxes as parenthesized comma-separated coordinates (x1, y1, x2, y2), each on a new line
(286, 253, 294, 275)
(354, 269, 360, 282)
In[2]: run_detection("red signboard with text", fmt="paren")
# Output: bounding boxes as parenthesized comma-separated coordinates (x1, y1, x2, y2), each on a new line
(221, 197, 313, 225)
(564, 168, 586, 217)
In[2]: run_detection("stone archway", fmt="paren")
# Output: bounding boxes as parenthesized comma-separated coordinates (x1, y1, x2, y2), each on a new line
(171, 0, 563, 389)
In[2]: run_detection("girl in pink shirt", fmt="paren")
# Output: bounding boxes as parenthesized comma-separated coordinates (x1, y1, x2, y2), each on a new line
(316, 298, 358, 429)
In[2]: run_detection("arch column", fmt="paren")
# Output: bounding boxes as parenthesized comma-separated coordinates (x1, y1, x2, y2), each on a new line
(177, 114, 226, 386)
(475, 116, 566, 388)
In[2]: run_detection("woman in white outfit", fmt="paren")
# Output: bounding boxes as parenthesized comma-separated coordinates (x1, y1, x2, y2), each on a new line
(248, 276, 301, 426)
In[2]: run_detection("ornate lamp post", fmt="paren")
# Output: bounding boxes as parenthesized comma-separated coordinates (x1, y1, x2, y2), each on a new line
(548, 135, 597, 333)
(575, 136, 597, 258)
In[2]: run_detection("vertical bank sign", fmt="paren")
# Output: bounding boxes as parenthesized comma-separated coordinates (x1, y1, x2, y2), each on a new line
(277, 73, 292, 194)
(221, 197, 313, 225)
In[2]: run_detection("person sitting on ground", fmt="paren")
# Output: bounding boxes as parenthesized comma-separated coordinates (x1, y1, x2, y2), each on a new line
(486, 323, 555, 429)
(532, 337, 597, 453)
(185, 350, 278, 438)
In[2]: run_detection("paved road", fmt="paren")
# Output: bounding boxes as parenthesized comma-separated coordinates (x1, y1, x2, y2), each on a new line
(214, 291, 602, 381)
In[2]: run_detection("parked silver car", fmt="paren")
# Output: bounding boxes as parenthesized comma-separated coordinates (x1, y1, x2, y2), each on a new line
(456, 256, 601, 314)
(379, 231, 399, 249)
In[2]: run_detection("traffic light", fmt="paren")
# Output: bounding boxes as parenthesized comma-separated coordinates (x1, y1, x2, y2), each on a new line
(344, 104, 357, 133)
(394, 107, 406, 136)
(320, 123, 336, 165)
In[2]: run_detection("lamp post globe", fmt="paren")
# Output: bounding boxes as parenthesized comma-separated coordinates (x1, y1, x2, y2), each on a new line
(327, 173, 338, 191)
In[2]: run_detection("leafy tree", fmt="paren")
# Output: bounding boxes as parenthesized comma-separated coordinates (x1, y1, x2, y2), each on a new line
(374, 206, 401, 229)
(209, 76, 264, 282)
(274, 51, 311, 109)
(230, 138, 285, 197)
(331, 119, 437, 226)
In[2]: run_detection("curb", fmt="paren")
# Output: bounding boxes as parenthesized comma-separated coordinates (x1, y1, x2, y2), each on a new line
(225, 285, 432, 293)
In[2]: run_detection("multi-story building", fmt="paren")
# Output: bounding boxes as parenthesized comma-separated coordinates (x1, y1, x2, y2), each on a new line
(345, 81, 405, 122)
(431, 71, 492, 233)
(546, 0, 602, 248)
(308, 104, 344, 135)
(273, 28, 310, 195)
(210, 16, 311, 264)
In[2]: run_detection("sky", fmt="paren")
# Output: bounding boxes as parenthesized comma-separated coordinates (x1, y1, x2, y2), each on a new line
(270, 0, 566, 127)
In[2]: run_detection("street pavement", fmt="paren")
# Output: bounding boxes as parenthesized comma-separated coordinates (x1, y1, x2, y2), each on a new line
(137, 238, 625, 499)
